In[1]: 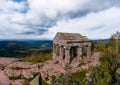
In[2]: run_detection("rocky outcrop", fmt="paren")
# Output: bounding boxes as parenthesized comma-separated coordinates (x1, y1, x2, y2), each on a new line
(11, 79, 25, 85)
(0, 70, 12, 85)
(0, 58, 42, 85)
(41, 64, 66, 84)
(22, 70, 34, 79)
(4, 68, 21, 80)
(0, 52, 101, 85)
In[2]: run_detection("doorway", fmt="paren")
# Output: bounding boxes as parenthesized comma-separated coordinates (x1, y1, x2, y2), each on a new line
(70, 46, 77, 61)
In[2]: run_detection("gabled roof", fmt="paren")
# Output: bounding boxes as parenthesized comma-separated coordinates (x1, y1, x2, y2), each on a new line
(54, 32, 91, 44)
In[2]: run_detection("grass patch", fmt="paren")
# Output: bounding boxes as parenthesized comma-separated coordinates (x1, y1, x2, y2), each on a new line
(21, 53, 52, 63)
(8, 75, 21, 80)
(78, 61, 85, 67)
(0, 65, 5, 70)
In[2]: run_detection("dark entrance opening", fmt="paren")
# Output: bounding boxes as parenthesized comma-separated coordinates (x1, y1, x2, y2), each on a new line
(70, 46, 77, 62)
(63, 49, 65, 59)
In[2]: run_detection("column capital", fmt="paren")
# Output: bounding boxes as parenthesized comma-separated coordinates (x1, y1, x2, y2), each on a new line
(78, 46, 83, 48)
(64, 46, 71, 50)
(59, 45, 64, 47)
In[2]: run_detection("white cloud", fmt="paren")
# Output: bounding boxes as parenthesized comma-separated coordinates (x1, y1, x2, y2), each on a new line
(48, 7, 120, 39)
(0, 0, 120, 39)
(0, 0, 27, 13)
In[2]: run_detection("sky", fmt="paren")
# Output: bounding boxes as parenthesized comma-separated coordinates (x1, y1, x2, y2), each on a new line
(0, 0, 120, 40)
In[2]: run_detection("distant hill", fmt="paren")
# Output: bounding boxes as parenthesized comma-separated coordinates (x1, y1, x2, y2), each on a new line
(92, 39, 110, 43)
(0, 39, 109, 57)
(0, 40, 52, 57)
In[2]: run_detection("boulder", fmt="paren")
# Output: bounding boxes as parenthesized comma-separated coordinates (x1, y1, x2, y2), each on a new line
(4, 68, 21, 79)
(7, 61, 31, 69)
(0, 71, 12, 85)
(30, 67, 41, 74)
(22, 70, 33, 79)
(41, 64, 66, 84)
(11, 79, 25, 85)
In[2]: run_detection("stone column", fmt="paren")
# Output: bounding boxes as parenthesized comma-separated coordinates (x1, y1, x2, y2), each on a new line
(77, 46, 82, 62)
(60, 46, 64, 60)
(53, 43, 56, 59)
(87, 46, 91, 58)
(64, 46, 70, 65)
(56, 45, 59, 57)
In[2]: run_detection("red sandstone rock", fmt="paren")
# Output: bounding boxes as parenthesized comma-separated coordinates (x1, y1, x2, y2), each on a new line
(30, 67, 41, 73)
(42, 64, 66, 73)
(11, 79, 25, 85)
(0, 52, 101, 85)
(22, 70, 33, 79)
(4, 68, 22, 78)
(0, 57, 19, 66)
(0, 71, 12, 85)
(7, 61, 32, 69)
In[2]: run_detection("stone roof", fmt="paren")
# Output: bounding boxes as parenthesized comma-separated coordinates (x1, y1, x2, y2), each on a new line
(54, 32, 90, 43)
(53, 32, 91, 45)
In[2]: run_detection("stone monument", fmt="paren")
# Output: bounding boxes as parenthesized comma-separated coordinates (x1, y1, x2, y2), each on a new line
(53, 32, 91, 66)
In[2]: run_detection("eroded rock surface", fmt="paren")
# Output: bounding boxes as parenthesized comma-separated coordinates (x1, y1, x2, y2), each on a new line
(0, 58, 42, 85)
(11, 79, 25, 85)
(0, 52, 101, 85)
(0, 70, 12, 85)
(22, 70, 34, 79)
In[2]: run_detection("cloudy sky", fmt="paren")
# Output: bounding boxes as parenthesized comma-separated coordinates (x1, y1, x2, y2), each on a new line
(0, 0, 120, 40)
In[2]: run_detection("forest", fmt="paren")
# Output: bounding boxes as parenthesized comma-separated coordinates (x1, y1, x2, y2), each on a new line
(0, 40, 52, 57)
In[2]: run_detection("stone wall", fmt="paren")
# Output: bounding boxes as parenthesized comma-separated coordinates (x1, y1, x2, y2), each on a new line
(53, 42, 91, 66)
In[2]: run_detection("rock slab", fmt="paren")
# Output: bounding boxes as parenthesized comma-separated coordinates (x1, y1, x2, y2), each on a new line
(30, 75, 40, 85)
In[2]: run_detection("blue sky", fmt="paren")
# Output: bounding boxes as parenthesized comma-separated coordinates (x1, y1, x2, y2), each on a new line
(0, 0, 120, 40)
(13, 0, 24, 2)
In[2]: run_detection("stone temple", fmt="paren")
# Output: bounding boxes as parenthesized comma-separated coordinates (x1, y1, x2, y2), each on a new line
(53, 32, 91, 66)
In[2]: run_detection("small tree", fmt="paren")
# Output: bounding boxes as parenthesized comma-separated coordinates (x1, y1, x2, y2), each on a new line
(90, 45, 120, 85)
(94, 41, 106, 52)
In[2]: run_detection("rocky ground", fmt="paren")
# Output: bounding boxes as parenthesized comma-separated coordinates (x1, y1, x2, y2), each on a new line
(0, 57, 41, 85)
(0, 52, 101, 85)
